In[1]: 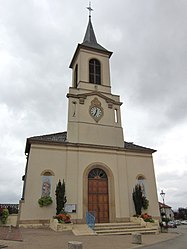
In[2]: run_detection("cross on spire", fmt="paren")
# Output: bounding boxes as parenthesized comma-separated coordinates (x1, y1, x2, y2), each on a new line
(87, 2, 93, 18)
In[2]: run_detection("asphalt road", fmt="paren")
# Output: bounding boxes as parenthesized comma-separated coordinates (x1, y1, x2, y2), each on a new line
(141, 225, 187, 249)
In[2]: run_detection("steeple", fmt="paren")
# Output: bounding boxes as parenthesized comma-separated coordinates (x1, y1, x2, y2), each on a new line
(81, 4, 109, 52)
(82, 17, 97, 45)
(69, 7, 112, 69)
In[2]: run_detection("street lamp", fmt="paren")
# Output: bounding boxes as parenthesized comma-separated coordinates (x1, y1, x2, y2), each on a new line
(160, 190, 166, 218)
(160, 190, 165, 204)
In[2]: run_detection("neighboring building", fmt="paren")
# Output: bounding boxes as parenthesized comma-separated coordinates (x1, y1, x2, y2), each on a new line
(19, 13, 160, 226)
(159, 202, 174, 220)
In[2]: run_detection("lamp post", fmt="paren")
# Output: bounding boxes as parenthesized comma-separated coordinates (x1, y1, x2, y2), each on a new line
(160, 190, 166, 218)
(160, 190, 165, 204)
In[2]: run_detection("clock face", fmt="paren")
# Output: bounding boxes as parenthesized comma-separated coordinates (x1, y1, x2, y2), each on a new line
(89, 98, 104, 122)
(90, 106, 102, 118)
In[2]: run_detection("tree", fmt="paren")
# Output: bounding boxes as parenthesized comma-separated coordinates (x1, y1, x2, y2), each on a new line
(132, 184, 149, 216)
(55, 179, 67, 215)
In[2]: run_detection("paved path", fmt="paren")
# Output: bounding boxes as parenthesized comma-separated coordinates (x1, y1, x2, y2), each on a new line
(0, 227, 180, 249)
(141, 226, 187, 249)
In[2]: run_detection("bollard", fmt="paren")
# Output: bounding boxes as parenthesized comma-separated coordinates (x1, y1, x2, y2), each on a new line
(68, 241, 83, 249)
(132, 233, 142, 244)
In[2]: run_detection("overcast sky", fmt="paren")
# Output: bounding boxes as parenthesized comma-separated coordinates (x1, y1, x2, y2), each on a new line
(0, 0, 187, 210)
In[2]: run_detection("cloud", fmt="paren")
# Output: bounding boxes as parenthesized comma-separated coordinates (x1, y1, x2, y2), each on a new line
(157, 171, 187, 209)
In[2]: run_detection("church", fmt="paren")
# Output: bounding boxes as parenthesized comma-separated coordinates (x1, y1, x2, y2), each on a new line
(18, 11, 160, 226)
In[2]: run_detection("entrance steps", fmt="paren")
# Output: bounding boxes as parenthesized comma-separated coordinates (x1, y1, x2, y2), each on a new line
(94, 222, 159, 235)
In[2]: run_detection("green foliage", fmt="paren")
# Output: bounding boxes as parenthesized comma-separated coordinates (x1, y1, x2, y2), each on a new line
(132, 184, 149, 216)
(38, 196, 53, 207)
(142, 196, 149, 210)
(162, 217, 170, 223)
(1, 208, 9, 224)
(133, 184, 143, 215)
(141, 213, 154, 223)
(55, 179, 67, 215)
(53, 210, 71, 224)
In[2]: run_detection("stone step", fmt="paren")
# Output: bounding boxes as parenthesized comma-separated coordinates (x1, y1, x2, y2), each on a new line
(96, 227, 157, 234)
(95, 222, 139, 228)
(94, 222, 158, 235)
(96, 229, 158, 236)
(94, 224, 144, 231)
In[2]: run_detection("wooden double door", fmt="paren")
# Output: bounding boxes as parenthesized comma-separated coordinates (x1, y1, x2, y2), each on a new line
(88, 168, 109, 223)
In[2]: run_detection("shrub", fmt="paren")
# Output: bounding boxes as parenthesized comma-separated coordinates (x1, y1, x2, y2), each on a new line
(142, 196, 149, 210)
(55, 179, 67, 215)
(132, 184, 149, 216)
(1, 208, 9, 224)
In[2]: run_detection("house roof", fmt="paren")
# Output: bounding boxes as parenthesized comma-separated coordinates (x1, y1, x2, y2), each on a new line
(25, 131, 156, 154)
(159, 202, 172, 209)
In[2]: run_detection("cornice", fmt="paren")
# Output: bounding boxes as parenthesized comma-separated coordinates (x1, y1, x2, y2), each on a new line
(66, 91, 122, 106)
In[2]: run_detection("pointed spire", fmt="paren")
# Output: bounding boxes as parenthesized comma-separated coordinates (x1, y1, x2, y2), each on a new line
(83, 2, 97, 44)
(69, 3, 113, 68)
(83, 17, 97, 44)
(81, 3, 108, 52)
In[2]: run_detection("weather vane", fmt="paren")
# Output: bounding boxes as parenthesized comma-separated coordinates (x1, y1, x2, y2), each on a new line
(87, 2, 93, 18)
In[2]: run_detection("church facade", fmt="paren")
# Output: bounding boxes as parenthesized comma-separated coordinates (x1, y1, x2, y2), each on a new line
(19, 16, 160, 226)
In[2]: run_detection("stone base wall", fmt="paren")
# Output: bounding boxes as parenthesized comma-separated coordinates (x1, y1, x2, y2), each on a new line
(0, 214, 18, 227)
(18, 219, 50, 228)
(50, 218, 73, 232)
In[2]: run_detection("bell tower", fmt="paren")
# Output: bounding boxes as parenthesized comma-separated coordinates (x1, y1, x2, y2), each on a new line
(66, 8, 124, 148)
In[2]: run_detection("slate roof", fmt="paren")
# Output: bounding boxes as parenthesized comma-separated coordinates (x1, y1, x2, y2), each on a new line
(25, 131, 156, 154)
(82, 17, 108, 52)
(69, 17, 112, 68)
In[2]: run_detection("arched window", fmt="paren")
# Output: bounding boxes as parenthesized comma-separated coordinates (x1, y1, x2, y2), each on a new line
(137, 175, 146, 197)
(89, 59, 101, 84)
(40, 170, 54, 197)
(88, 168, 107, 179)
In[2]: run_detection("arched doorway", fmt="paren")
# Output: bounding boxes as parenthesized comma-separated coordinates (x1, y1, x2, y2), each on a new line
(88, 168, 109, 223)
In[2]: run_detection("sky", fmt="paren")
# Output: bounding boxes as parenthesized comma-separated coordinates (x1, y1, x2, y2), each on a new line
(0, 0, 187, 210)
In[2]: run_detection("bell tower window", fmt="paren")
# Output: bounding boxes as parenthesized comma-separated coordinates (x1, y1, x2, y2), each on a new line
(74, 64, 78, 88)
(89, 59, 101, 85)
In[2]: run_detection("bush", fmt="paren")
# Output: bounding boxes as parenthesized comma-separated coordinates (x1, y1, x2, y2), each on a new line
(142, 196, 149, 210)
(1, 208, 9, 224)
(55, 179, 67, 215)
(132, 184, 149, 216)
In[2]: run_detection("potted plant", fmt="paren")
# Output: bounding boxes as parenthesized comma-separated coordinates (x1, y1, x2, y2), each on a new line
(141, 213, 154, 223)
(53, 210, 71, 224)
(38, 196, 53, 207)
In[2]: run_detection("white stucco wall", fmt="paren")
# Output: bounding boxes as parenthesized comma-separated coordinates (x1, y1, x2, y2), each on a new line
(19, 143, 160, 224)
